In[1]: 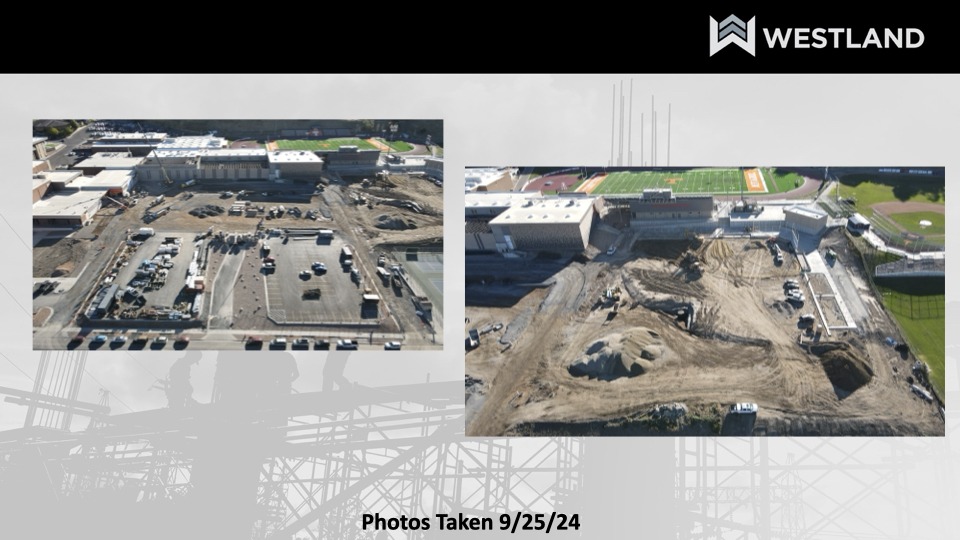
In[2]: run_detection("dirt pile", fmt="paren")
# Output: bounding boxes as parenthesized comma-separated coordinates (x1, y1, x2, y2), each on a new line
(632, 238, 701, 260)
(568, 328, 670, 380)
(34, 238, 86, 278)
(374, 214, 418, 230)
(810, 342, 874, 393)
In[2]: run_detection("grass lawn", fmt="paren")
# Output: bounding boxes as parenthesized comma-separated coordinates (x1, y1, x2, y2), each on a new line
(762, 168, 805, 194)
(378, 138, 414, 152)
(887, 211, 945, 236)
(876, 280, 945, 398)
(856, 236, 946, 398)
(837, 174, 945, 208)
(275, 138, 377, 151)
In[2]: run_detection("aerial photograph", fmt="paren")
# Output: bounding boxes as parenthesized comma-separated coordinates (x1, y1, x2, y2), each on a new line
(33, 119, 443, 351)
(465, 166, 944, 436)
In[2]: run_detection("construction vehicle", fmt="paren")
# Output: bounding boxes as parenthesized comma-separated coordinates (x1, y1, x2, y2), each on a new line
(599, 286, 621, 306)
(149, 149, 174, 186)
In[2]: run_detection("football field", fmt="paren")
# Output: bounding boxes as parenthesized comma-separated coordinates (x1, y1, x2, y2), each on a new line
(589, 168, 755, 195)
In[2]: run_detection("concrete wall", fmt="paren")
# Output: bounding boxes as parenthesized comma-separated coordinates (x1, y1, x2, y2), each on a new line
(465, 231, 497, 252)
(275, 161, 324, 180)
(784, 210, 827, 236)
(628, 196, 714, 221)
(492, 216, 593, 252)
(474, 174, 513, 192)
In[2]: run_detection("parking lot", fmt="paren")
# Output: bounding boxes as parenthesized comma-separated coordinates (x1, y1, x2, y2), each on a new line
(391, 248, 444, 313)
(113, 233, 194, 309)
(263, 235, 376, 324)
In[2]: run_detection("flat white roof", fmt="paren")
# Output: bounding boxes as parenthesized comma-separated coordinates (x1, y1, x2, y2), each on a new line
(33, 191, 102, 217)
(465, 167, 512, 191)
(73, 170, 135, 189)
(33, 137, 47, 145)
(268, 150, 322, 163)
(151, 148, 267, 159)
(490, 197, 595, 225)
(32, 170, 83, 184)
(157, 136, 228, 150)
(785, 205, 828, 220)
(465, 191, 540, 210)
(98, 132, 167, 141)
(75, 154, 144, 169)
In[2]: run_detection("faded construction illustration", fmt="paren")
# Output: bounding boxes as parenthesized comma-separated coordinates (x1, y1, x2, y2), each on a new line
(0, 351, 956, 538)
(465, 166, 945, 437)
(32, 120, 443, 351)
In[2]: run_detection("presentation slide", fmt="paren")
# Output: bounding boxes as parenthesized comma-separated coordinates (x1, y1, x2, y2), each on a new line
(2, 27, 955, 538)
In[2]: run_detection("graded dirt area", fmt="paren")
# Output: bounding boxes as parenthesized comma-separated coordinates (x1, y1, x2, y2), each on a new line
(336, 172, 443, 248)
(466, 235, 943, 437)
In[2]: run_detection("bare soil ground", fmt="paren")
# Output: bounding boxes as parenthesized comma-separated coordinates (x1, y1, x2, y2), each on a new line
(338, 173, 443, 249)
(466, 236, 943, 437)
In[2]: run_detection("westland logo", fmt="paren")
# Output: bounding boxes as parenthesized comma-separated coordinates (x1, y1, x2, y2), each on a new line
(709, 15, 756, 56)
(710, 15, 925, 56)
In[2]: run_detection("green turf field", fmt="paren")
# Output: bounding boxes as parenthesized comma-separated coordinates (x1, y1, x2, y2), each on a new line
(887, 211, 945, 236)
(275, 138, 377, 151)
(379, 138, 413, 152)
(590, 168, 799, 195)
(837, 174, 945, 208)
(762, 168, 804, 193)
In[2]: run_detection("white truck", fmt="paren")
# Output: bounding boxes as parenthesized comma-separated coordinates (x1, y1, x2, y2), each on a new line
(138, 227, 155, 237)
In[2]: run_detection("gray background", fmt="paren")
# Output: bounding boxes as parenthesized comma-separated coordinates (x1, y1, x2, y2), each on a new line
(1, 74, 957, 538)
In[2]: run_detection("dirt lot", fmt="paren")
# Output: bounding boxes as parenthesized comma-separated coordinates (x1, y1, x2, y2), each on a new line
(466, 235, 943, 437)
(335, 173, 443, 249)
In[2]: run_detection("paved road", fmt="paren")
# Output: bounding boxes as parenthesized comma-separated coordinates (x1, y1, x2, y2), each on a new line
(44, 125, 88, 168)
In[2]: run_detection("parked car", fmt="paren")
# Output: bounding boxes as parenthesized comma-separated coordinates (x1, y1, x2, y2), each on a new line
(336, 339, 358, 350)
(270, 337, 287, 349)
(786, 290, 805, 303)
(314, 339, 331, 350)
(384, 341, 402, 350)
(729, 403, 759, 414)
(292, 338, 310, 349)
(245, 336, 264, 350)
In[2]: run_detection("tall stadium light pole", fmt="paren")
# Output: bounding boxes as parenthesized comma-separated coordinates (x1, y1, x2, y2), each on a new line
(618, 80, 625, 167)
(640, 113, 644, 166)
(667, 103, 672, 167)
(628, 79, 633, 166)
(651, 96, 655, 167)
(611, 84, 616, 167)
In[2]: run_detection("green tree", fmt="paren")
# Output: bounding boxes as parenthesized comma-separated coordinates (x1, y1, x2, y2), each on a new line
(46, 126, 60, 138)
(68, 119, 79, 129)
